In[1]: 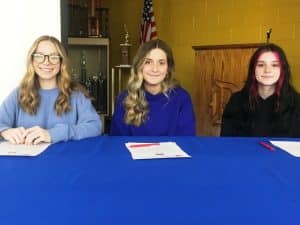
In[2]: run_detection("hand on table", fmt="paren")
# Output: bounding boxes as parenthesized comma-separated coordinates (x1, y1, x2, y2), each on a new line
(23, 126, 51, 145)
(1, 126, 51, 145)
(1, 127, 26, 144)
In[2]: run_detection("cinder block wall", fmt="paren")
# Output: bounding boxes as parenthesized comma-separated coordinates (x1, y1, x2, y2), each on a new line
(104, 0, 300, 98)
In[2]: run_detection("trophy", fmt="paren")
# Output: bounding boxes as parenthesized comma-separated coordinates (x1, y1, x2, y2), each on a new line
(88, 0, 100, 37)
(120, 24, 132, 66)
(266, 28, 272, 43)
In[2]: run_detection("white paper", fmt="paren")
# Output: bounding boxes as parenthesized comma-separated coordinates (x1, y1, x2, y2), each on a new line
(270, 141, 300, 157)
(125, 142, 191, 160)
(0, 141, 51, 156)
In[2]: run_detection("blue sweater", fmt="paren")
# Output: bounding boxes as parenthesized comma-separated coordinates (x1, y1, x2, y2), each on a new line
(0, 88, 102, 143)
(110, 87, 196, 136)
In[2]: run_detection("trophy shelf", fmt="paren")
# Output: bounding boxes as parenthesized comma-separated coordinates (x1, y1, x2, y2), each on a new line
(67, 37, 110, 118)
(68, 37, 109, 46)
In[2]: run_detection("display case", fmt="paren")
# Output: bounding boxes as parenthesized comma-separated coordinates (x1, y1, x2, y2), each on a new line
(68, 37, 110, 116)
(68, 0, 109, 38)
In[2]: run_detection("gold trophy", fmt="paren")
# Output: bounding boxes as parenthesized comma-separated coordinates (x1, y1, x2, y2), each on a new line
(112, 25, 132, 111)
(120, 24, 132, 66)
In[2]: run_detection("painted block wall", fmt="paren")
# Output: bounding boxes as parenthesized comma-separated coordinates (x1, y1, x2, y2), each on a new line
(105, 0, 300, 98)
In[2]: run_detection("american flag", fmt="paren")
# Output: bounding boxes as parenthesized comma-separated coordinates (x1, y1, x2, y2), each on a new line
(140, 0, 157, 44)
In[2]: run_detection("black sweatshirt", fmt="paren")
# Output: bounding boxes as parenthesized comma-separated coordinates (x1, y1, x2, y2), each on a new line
(220, 89, 300, 137)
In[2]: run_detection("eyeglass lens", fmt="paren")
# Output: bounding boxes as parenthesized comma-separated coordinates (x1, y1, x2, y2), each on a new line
(32, 53, 61, 65)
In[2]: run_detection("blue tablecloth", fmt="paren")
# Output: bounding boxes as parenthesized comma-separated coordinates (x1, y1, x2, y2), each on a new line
(1, 136, 300, 225)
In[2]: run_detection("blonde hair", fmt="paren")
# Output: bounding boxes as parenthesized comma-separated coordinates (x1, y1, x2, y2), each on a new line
(19, 35, 88, 115)
(124, 39, 179, 126)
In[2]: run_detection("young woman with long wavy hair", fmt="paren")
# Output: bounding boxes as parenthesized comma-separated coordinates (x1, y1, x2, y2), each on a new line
(110, 39, 195, 136)
(0, 35, 101, 144)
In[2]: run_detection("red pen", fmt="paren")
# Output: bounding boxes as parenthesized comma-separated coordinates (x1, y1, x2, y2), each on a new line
(129, 143, 160, 148)
(259, 141, 275, 151)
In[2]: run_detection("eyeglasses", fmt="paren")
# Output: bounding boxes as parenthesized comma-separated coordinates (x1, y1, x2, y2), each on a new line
(32, 53, 61, 65)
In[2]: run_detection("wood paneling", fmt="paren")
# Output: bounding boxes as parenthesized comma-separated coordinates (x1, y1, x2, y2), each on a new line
(193, 43, 264, 136)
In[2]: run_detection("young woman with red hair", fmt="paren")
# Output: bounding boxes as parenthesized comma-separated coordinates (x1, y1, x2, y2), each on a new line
(221, 43, 300, 137)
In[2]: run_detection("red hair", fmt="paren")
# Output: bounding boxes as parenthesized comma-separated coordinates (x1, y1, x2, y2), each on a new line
(249, 51, 284, 109)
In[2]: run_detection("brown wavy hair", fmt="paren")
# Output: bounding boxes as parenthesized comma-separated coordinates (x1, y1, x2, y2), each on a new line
(19, 35, 89, 115)
(124, 39, 179, 126)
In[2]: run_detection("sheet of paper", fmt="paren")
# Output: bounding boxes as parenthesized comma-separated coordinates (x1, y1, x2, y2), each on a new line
(125, 142, 191, 160)
(0, 141, 51, 156)
(270, 141, 300, 157)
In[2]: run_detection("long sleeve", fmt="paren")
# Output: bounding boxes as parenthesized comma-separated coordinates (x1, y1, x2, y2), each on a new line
(0, 88, 102, 143)
(110, 87, 195, 136)
(221, 89, 300, 138)
(110, 92, 131, 136)
(175, 89, 196, 135)
(48, 92, 102, 143)
(0, 89, 19, 133)
(281, 91, 300, 137)
(220, 92, 247, 137)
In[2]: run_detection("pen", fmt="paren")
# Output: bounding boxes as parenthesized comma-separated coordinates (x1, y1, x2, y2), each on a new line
(259, 141, 275, 151)
(129, 143, 160, 148)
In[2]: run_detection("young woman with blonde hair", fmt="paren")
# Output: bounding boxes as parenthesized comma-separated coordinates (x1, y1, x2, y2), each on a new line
(0, 35, 102, 144)
(110, 39, 195, 136)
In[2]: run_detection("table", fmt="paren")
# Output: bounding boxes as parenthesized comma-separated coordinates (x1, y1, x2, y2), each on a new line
(1, 136, 300, 225)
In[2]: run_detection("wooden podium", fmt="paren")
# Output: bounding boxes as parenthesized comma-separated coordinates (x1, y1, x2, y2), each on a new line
(192, 43, 265, 136)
